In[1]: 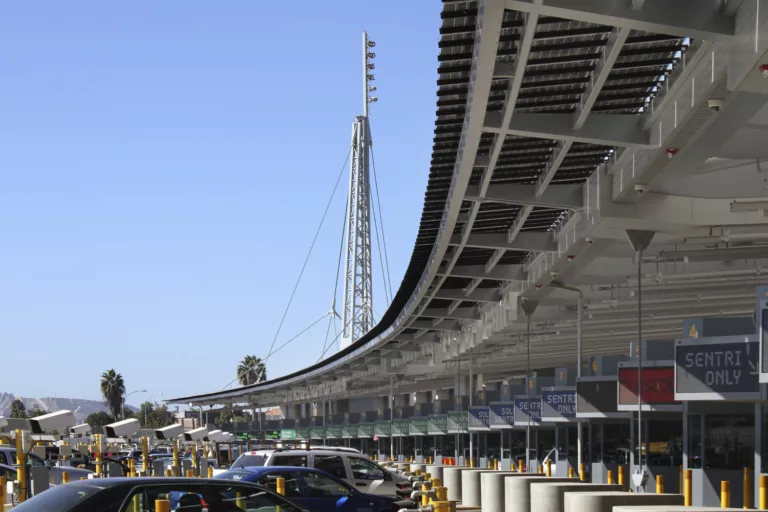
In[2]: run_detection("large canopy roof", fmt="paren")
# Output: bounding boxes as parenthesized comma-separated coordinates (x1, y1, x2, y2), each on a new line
(170, 0, 768, 407)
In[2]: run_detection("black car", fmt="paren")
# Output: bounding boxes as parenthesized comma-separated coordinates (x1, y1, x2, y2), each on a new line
(12, 477, 304, 512)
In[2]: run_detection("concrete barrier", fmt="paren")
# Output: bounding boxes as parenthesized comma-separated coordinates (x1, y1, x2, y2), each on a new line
(530, 482, 621, 512)
(462, 469, 504, 507)
(444, 467, 483, 501)
(503, 476, 573, 512)
(426, 465, 445, 481)
(563, 491, 683, 512)
(477, 472, 521, 512)
(613, 507, 743, 512)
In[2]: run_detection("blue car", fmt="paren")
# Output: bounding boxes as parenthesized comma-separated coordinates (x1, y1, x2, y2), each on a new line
(215, 466, 403, 512)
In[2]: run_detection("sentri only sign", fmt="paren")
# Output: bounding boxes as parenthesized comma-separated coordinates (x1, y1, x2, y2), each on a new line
(675, 336, 760, 401)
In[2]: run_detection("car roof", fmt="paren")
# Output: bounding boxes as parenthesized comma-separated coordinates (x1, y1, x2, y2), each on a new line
(55, 477, 268, 489)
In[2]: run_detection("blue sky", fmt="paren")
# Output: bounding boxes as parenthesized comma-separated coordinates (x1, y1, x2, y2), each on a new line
(0, 2, 440, 407)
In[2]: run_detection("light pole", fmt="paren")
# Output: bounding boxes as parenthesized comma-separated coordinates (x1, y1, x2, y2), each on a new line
(122, 389, 147, 420)
(144, 393, 163, 427)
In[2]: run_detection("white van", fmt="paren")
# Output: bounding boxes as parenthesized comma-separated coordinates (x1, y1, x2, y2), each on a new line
(231, 447, 402, 496)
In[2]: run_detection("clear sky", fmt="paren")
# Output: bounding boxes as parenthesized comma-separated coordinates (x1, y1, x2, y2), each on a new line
(1, 2, 440, 408)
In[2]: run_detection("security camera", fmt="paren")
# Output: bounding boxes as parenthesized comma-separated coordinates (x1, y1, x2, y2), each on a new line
(69, 423, 92, 436)
(155, 424, 184, 441)
(633, 184, 648, 195)
(183, 427, 209, 442)
(708, 99, 723, 112)
(585, 237, 594, 245)
(29, 410, 76, 434)
(206, 430, 225, 442)
(104, 418, 141, 438)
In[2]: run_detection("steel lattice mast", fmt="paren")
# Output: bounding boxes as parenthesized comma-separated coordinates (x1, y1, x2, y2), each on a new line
(341, 32, 377, 350)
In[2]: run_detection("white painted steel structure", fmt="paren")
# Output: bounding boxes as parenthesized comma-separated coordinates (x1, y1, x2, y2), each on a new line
(170, 0, 768, 410)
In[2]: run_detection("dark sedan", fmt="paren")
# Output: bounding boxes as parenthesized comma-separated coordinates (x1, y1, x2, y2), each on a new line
(11, 477, 303, 512)
(215, 466, 411, 512)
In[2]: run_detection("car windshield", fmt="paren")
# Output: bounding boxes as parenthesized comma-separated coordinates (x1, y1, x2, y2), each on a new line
(215, 469, 256, 481)
(232, 454, 268, 468)
(11, 483, 103, 511)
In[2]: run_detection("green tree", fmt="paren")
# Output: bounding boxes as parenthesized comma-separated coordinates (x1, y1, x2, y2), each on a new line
(85, 411, 114, 428)
(153, 403, 176, 427)
(10, 399, 26, 419)
(237, 355, 266, 386)
(28, 407, 47, 418)
(100, 369, 126, 419)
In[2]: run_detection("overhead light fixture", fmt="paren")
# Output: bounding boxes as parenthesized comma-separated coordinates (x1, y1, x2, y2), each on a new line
(731, 199, 768, 212)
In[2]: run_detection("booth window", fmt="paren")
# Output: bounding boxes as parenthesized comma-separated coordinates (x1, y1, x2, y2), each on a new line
(646, 419, 683, 467)
(601, 423, 630, 465)
(687, 414, 702, 469)
(703, 413, 754, 470)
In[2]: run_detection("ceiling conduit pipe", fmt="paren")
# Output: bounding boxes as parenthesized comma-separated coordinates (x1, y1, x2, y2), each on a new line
(547, 280, 584, 473)
(626, 268, 763, 285)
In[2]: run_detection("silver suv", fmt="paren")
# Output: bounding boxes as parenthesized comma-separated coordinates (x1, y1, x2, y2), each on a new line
(231, 447, 401, 496)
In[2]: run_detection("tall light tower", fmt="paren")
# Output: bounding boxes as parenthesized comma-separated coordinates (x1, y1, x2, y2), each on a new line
(341, 32, 378, 350)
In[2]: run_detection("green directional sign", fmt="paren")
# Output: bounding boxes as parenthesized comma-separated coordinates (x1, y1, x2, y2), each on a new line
(326, 425, 343, 439)
(357, 423, 375, 438)
(375, 422, 391, 437)
(296, 428, 312, 440)
(342, 425, 354, 439)
(280, 429, 297, 440)
(410, 417, 428, 436)
(427, 415, 447, 435)
(311, 427, 326, 439)
(447, 411, 468, 433)
(392, 419, 410, 437)
(264, 430, 281, 440)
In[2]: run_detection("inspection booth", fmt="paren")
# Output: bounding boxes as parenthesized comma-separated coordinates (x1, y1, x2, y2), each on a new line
(617, 358, 682, 494)
(677, 328, 760, 508)
(541, 384, 584, 478)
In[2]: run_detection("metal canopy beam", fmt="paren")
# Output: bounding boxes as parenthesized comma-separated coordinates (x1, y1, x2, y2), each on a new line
(439, 263, 524, 281)
(432, 287, 503, 303)
(465, 183, 583, 209)
(573, 27, 630, 130)
(408, 320, 461, 331)
(452, 232, 556, 252)
(504, 0, 735, 43)
(485, 112, 653, 148)
(420, 308, 478, 320)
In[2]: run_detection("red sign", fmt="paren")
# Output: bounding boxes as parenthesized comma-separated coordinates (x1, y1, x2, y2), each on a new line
(618, 366, 677, 405)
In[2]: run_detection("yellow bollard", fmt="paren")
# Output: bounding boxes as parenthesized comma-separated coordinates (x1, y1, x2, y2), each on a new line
(579, 463, 586, 481)
(539, 465, 544, 474)
(468, 458, 473, 468)
(744, 467, 752, 509)
(0, 475, 6, 505)
(618, 465, 625, 489)
(431, 477, 442, 487)
(237, 491, 246, 510)
(165, 468, 172, 477)
(16, 429, 28, 502)
(435, 486, 447, 501)
(656, 475, 664, 494)
(518, 459, 524, 474)
(545, 460, 552, 477)
(433, 502, 451, 512)
(142, 436, 149, 474)
(173, 443, 180, 477)
(425, 472, 431, 480)
(276, 477, 286, 496)
(155, 499, 171, 512)
(721, 480, 731, 508)
(421, 484, 430, 507)
(607, 470, 615, 484)
(488, 460, 492, 469)
(684, 469, 692, 506)
(511, 462, 516, 472)
(494, 459, 499, 471)
(62, 471, 70, 484)
(186, 469, 194, 478)
(568, 467, 575, 478)
(760, 474, 768, 510)
(208, 466, 213, 478)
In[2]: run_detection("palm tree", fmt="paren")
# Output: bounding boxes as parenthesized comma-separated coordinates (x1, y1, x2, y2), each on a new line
(237, 355, 266, 386)
(100, 369, 126, 419)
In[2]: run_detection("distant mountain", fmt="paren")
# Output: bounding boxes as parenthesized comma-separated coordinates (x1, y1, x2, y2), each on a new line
(0, 392, 138, 424)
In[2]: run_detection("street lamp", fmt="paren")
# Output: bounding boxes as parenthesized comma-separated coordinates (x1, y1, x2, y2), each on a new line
(144, 393, 164, 427)
(122, 389, 147, 420)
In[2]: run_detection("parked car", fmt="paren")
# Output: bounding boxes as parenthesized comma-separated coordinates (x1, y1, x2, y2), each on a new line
(11, 477, 303, 512)
(216, 465, 409, 512)
(231, 447, 403, 496)
(0, 447, 93, 485)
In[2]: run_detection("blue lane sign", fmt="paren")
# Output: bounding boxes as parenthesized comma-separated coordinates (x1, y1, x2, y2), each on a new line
(541, 388, 576, 422)
(489, 402, 515, 429)
(514, 396, 541, 425)
(468, 406, 490, 431)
